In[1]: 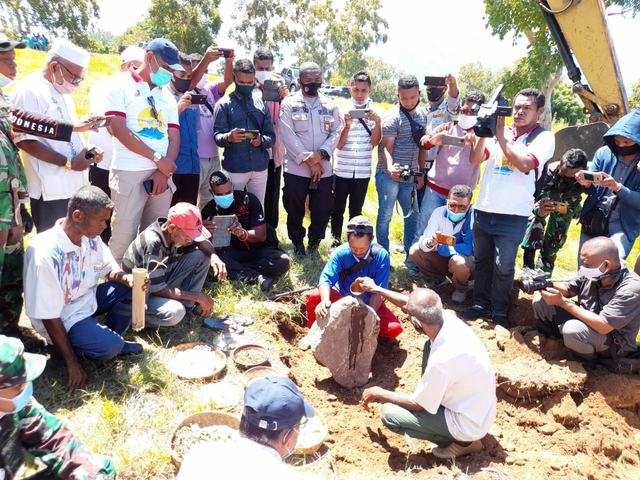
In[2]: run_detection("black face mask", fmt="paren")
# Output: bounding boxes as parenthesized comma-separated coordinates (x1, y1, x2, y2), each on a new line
(617, 143, 640, 157)
(172, 76, 191, 94)
(301, 82, 321, 96)
(398, 96, 421, 112)
(426, 88, 445, 103)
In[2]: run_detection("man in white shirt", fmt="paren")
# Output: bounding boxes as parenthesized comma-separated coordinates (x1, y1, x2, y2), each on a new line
(177, 377, 315, 479)
(11, 40, 101, 232)
(361, 288, 496, 460)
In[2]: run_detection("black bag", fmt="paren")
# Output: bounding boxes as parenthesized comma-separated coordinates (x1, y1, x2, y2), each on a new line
(524, 125, 549, 200)
(598, 333, 640, 374)
(339, 243, 382, 278)
(580, 200, 618, 236)
(399, 107, 426, 148)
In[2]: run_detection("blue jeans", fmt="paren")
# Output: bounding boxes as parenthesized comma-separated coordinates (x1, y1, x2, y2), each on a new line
(67, 282, 132, 361)
(375, 170, 419, 258)
(472, 210, 528, 316)
(414, 186, 448, 243)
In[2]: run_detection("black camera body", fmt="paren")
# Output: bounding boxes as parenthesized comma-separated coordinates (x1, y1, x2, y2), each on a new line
(473, 84, 513, 138)
(519, 268, 553, 294)
(399, 165, 425, 182)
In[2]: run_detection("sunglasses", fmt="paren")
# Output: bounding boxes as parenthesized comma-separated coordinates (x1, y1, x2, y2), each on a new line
(147, 96, 159, 122)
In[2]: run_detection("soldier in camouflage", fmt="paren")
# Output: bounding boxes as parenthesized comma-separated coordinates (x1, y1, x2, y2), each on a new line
(521, 148, 588, 273)
(0, 335, 116, 480)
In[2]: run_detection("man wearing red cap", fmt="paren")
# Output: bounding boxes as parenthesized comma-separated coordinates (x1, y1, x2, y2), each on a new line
(122, 202, 227, 326)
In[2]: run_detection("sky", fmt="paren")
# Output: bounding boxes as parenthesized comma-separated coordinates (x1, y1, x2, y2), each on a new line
(97, 0, 640, 90)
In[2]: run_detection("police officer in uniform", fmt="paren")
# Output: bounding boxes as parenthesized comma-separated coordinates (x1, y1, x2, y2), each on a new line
(279, 62, 342, 256)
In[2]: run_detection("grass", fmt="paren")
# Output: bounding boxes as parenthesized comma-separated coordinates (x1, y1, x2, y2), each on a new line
(9, 47, 640, 479)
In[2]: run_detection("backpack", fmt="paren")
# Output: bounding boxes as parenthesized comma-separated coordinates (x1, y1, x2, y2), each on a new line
(524, 125, 549, 200)
(597, 333, 640, 374)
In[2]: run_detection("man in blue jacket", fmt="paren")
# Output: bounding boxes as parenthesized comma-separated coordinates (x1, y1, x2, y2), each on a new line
(410, 185, 474, 303)
(214, 59, 275, 206)
(577, 110, 640, 261)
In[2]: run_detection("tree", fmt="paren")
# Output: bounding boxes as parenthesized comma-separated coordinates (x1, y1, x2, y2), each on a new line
(228, 0, 388, 74)
(146, 0, 222, 54)
(114, 22, 152, 49)
(630, 78, 640, 110)
(551, 81, 588, 125)
(457, 61, 509, 99)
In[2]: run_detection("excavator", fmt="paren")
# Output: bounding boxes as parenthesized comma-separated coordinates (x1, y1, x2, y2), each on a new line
(537, 0, 630, 162)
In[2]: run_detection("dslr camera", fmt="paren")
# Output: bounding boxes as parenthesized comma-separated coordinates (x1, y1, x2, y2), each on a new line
(399, 165, 425, 182)
(519, 267, 553, 294)
(473, 84, 513, 138)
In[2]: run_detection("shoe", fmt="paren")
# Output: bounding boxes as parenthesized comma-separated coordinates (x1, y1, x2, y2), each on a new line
(331, 238, 341, 248)
(492, 314, 511, 329)
(258, 274, 276, 292)
(427, 278, 450, 289)
(451, 290, 468, 303)
(408, 265, 420, 276)
(459, 305, 491, 321)
(293, 243, 306, 258)
(432, 439, 483, 459)
(308, 239, 321, 255)
(120, 341, 143, 356)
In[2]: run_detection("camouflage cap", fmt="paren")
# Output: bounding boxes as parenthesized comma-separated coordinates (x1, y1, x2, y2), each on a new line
(0, 335, 46, 387)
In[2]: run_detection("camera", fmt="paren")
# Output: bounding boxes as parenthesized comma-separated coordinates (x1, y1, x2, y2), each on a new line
(473, 84, 513, 138)
(399, 165, 425, 182)
(519, 268, 553, 294)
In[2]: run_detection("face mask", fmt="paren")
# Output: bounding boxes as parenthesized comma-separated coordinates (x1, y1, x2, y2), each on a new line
(617, 143, 640, 157)
(150, 55, 173, 87)
(51, 65, 77, 95)
(196, 77, 208, 89)
(579, 261, 606, 280)
(426, 88, 445, 103)
(172, 76, 191, 94)
(281, 428, 299, 460)
(447, 210, 466, 223)
(255, 70, 273, 84)
(458, 115, 477, 131)
(398, 95, 420, 112)
(0, 72, 14, 88)
(411, 316, 426, 335)
(351, 98, 369, 108)
(214, 193, 234, 209)
(301, 82, 321, 96)
(1, 382, 33, 415)
(235, 84, 255, 97)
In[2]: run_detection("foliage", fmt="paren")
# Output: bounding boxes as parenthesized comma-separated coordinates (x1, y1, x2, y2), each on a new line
(228, 0, 388, 74)
(457, 61, 509, 100)
(328, 55, 403, 105)
(629, 78, 640, 110)
(551, 81, 587, 125)
(114, 22, 152, 49)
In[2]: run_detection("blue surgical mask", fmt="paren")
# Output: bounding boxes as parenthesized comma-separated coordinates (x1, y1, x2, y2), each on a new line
(1, 382, 33, 415)
(150, 55, 173, 87)
(351, 98, 368, 108)
(447, 210, 466, 223)
(214, 193, 234, 209)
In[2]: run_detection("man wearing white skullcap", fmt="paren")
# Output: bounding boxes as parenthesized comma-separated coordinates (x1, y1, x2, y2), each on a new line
(10, 39, 104, 232)
(87, 45, 146, 243)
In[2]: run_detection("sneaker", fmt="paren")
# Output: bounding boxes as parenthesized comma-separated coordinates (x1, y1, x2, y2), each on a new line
(257, 274, 276, 292)
(427, 278, 450, 289)
(120, 341, 143, 356)
(492, 314, 511, 329)
(293, 243, 306, 258)
(432, 439, 483, 459)
(459, 305, 491, 321)
(451, 289, 468, 303)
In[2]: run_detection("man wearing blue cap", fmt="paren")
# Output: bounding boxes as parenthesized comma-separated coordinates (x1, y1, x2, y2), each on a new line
(177, 377, 314, 479)
(104, 38, 185, 265)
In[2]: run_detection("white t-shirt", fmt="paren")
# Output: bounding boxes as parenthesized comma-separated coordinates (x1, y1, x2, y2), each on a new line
(88, 73, 121, 171)
(412, 312, 497, 442)
(334, 104, 380, 179)
(103, 69, 179, 171)
(23, 221, 118, 343)
(475, 125, 555, 217)
(10, 71, 88, 201)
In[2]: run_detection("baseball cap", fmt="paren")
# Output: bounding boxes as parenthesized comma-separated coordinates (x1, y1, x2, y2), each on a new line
(243, 377, 315, 431)
(120, 46, 145, 65)
(0, 336, 46, 388)
(346, 215, 374, 235)
(145, 38, 185, 73)
(0, 33, 26, 53)
(168, 202, 211, 242)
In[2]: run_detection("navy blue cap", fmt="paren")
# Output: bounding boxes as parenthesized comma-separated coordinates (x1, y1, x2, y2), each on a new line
(145, 38, 185, 73)
(243, 377, 314, 431)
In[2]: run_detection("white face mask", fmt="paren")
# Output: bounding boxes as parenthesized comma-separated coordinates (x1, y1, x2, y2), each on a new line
(458, 115, 477, 130)
(255, 70, 273, 85)
(51, 65, 77, 95)
(0, 72, 14, 88)
(579, 261, 606, 280)
(196, 76, 208, 89)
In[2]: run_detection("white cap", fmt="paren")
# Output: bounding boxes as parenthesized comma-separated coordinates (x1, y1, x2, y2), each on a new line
(51, 40, 91, 68)
(120, 46, 145, 65)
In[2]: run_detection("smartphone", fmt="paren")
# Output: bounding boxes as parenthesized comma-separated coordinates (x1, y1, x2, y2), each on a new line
(424, 76, 446, 87)
(579, 170, 603, 183)
(85, 146, 103, 160)
(95, 115, 115, 128)
(309, 178, 319, 190)
(349, 109, 371, 119)
(262, 79, 281, 102)
(442, 134, 466, 147)
(435, 232, 456, 246)
(218, 48, 233, 58)
(552, 201, 569, 214)
(244, 130, 260, 140)
(190, 94, 207, 104)
(143, 179, 154, 195)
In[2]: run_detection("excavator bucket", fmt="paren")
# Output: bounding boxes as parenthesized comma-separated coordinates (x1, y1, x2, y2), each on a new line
(550, 122, 609, 164)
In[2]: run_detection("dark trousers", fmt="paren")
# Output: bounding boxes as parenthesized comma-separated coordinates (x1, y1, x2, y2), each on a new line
(31, 196, 68, 233)
(331, 175, 370, 242)
(90, 164, 112, 243)
(216, 246, 290, 280)
(171, 173, 199, 206)
(264, 159, 282, 228)
(282, 173, 333, 245)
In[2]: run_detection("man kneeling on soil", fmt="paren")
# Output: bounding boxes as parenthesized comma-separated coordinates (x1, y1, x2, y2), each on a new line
(361, 288, 496, 459)
(306, 216, 403, 338)
(177, 377, 314, 478)
(532, 236, 640, 361)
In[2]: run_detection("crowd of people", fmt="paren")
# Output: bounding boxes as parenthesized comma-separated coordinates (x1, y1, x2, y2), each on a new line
(1, 30, 640, 479)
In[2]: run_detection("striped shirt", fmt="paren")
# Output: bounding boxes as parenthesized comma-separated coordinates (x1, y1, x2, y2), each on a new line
(121, 218, 197, 293)
(376, 105, 428, 173)
(334, 106, 379, 179)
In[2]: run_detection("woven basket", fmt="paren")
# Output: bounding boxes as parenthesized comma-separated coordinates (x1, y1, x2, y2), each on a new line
(242, 366, 283, 389)
(232, 344, 270, 369)
(293, 408, 328, 456)
(170, 411, 241, 468)
(168, 343, 226, 381)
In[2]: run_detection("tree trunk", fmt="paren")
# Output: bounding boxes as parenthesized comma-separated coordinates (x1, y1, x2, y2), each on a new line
(539, 66, 563, 130)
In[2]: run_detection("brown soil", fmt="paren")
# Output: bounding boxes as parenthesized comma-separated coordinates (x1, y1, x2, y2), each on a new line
(260, 285, 640, 479)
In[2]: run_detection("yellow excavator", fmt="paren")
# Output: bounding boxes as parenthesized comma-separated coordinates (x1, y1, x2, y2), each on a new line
(537, 0, 630, 162)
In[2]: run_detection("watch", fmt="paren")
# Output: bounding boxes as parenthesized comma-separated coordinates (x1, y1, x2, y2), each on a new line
(152, 152, 162, 163)
(63, 158, 73, 171)
(318, 149, 330, 161)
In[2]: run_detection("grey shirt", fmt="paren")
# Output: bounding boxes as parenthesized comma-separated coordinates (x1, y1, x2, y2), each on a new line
(377, 105, 428, 174)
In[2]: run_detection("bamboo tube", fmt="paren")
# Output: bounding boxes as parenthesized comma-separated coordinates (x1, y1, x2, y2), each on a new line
(132, 268, 147, 332)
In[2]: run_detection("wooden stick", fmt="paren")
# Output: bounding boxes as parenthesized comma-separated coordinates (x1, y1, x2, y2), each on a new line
(132, 268, 147, 332)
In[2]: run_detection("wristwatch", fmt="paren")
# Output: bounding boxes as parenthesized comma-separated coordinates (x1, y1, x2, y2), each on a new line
(318, 149, 330, 161)
(63, 158, 73, 171)
(152, 152, 162, 163)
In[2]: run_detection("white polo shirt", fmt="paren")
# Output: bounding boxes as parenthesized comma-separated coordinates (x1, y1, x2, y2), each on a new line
(10, 71, 88, 201)
(88, 73, 122, 171)
(24, 221, 118, 343)
(103, 68, 179, 171)
(413, 312, 497, 442)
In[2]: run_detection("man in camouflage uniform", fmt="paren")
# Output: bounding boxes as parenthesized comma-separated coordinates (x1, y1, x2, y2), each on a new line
(0, 335, 116, 480)
(521, 148, 588, 273)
